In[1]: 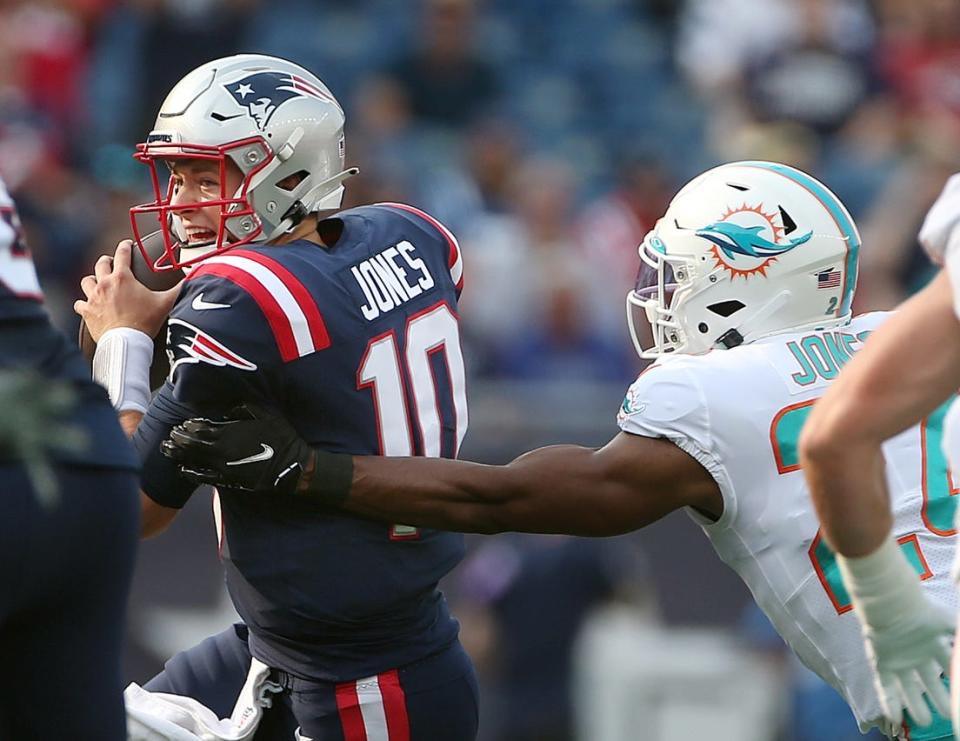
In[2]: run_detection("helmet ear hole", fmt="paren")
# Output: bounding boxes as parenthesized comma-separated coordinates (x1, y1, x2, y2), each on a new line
(779, 205, 798, 235)
(707, 300, 745, 318)
(277, 170, 309, 191)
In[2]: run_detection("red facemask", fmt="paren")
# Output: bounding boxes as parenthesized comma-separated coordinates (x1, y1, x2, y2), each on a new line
(129, 137, 274, 272)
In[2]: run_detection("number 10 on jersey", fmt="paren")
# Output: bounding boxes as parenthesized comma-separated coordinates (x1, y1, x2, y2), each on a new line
(358, 302, 468, 459)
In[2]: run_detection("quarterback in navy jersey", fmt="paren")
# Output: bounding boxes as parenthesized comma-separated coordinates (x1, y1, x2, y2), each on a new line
(0, 174, 139, 739)
(76, 55, 477, 740)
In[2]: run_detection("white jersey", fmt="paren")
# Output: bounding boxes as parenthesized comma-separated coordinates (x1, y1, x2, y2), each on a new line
(0, 175, 44, 307)
(942, 239, 960, 587)
(617, 312, 959, 732)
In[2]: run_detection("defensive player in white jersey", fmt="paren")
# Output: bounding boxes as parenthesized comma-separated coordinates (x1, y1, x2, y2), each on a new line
(162, 161, 951, 738)
(801, 174, 960, 739)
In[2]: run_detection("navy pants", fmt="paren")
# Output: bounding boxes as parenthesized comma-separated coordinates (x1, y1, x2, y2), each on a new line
(146, 624, 479, 740)
(0, 464, 139, 740)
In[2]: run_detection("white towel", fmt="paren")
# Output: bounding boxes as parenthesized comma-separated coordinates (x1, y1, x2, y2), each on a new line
(125, 657, 283, 741)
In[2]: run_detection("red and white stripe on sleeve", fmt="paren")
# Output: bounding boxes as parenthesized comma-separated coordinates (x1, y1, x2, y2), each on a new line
(377, 203, 463, 293)
(188, 250, 331, 362)
(335, 669, 410, 741)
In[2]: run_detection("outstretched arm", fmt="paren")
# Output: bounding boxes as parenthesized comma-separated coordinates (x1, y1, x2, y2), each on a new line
(342, 433, 720, 535)
(164, 409, 722, 536)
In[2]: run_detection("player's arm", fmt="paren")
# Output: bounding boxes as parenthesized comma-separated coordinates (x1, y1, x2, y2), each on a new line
(74, 240, 185, 537)
(164, 406, 722, 535)
(799, 270, 960, 728)
(346, 433, 719, 535)
(800, 270, 960, 556)
(114, 408, 178, 538)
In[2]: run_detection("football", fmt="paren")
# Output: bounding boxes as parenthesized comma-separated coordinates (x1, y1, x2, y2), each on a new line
(77, 231, 184, 390)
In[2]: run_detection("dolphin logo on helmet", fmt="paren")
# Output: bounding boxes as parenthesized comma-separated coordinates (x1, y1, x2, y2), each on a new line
(697, 221, 812, 262)
(626, 161, 861, 358)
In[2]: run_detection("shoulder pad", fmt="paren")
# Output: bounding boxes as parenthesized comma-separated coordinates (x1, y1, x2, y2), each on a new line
(372, 202, 463, 293)
(185, 249, 331, 362)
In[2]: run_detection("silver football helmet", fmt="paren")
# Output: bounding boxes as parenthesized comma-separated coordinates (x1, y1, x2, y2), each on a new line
(130, 54, 357, 271)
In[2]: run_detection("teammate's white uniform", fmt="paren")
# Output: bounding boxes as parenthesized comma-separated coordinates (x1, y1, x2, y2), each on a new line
(618, 312, 959, 734)
(942, 241, 960, 510)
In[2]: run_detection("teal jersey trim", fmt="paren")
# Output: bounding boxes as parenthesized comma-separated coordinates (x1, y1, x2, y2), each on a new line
(903, 677, 954, 741)
(904, 712, 953, 741)
(738, 161, 860, 318)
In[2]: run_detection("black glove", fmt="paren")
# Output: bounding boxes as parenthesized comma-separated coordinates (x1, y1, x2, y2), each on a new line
(162, 404, 311, 496)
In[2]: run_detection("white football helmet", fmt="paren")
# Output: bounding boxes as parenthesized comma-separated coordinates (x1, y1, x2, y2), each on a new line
(627, 161, 860, 358)
(130, 54, 358, 271)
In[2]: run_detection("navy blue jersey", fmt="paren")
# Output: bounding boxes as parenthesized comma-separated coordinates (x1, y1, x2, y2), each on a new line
(135, 203, 468, 681)
(0, 179, 45, 322)
(0, 177, 137, 470)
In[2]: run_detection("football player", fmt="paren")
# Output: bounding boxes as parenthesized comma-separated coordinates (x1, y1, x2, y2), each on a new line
(800, 174, 960, 737)
(165, 161, 959, 740)
(0, 175, 139, 738)
(76, 55, 477, 739)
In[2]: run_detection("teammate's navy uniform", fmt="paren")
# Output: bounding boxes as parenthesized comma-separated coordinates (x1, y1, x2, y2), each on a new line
(135, 203, 478, 739)
(0, 178, 139, 740)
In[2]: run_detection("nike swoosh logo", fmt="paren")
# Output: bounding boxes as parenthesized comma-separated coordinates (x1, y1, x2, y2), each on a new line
(192, 293, 231, 311)
(226, 444, 274, 466)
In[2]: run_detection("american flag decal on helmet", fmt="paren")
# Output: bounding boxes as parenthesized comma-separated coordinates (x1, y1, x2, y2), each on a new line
(225, 71, 340, 131)
(816, 268, 841, 289)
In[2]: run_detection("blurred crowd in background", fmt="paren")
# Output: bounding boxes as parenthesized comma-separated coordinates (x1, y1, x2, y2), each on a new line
(2, 0, 954, 738)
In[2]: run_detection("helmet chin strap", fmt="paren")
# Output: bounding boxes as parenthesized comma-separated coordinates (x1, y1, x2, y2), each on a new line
(265, 167, 360, 242)
(178, 244, 219, 274)
(170, 212, 189, 244)
(722, 290, 791, 348)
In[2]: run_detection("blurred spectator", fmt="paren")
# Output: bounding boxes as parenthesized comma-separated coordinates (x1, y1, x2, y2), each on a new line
(576, 155, 674, 356)
(0, 2, 90, 147)
(876, 0, 960, 119)
(341, 74, 420, 208)
(454, 534, 653, 741)
(462, 117, 523, 216)
(460, 155, 631, 380)
(677, 0, 873, 97)
(386, 0, 502, 128)
(415, 117, 526, 236)
(854, 110, 960, 310)
(88, 0, 260, 163)
(0, 1, 90, 188)
(678, 0, 875, 165)
(715, 120, 821, 174)
(740, 0, 876, 135)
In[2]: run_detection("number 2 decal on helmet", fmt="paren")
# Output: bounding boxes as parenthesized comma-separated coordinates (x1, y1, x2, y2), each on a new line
(627, 161, 859, 358)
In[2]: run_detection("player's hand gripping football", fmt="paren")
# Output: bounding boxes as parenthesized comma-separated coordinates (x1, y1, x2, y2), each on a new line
(74, 240, 182, 341)
(162, 404, 312, 496)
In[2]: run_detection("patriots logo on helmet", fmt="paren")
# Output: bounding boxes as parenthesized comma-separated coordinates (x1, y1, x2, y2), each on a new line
(167, 318, 257, 377)
(225, 71, 339, 131)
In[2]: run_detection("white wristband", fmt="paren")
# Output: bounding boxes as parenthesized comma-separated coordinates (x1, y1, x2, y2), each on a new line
(837, 537, 924, 629)
(92, 327, 154, 413)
